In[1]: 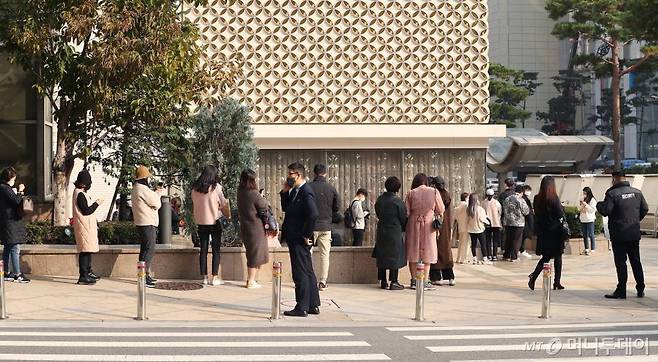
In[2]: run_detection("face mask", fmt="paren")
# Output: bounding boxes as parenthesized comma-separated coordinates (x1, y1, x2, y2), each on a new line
(524, 191, 531, 197)
(7, 179, 15, 187)
(286, 176, 296, 188)
(486, 195, 493, 200)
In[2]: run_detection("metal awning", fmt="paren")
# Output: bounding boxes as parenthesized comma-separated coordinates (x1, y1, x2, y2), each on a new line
(487, 129, 613, 173)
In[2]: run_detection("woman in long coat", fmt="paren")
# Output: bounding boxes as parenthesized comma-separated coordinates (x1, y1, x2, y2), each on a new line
(430, 176, 455, 286)
(373, 176, 407, 291)
(405, 173, 445, 290)
(72, 169, 103, 285)
(528, 175, 566, 291)
(237, 169, 270, 289)
(0, 167, 29, 283)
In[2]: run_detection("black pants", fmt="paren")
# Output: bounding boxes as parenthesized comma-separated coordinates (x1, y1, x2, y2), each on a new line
(352, 229, 365, 246)
(430, 268, 454, 281)
(612, 240, 645, 292)
(531, 254, 563, 284)
(504, 226, 524, 260)
(485, 227, 501, 258)
(469, 232, 486, 258)
(288, 239, 320, 312)
(378, 268, 399, 283)
(137, 225, 157, 276)
(198, 223, 222, 275)
(79, 252, 92, 277)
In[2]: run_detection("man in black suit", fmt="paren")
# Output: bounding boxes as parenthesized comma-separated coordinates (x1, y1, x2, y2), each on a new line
(280, 162, 320, 317)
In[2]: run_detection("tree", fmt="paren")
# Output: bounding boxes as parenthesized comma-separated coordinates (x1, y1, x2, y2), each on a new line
(546, 0, 658, 170)
(590, 88, 637, 137)
(0, 0, 240, 225)
(537, 70, 591, 135)
(488, 63, 539, 128)
(178, 98, 259, 246)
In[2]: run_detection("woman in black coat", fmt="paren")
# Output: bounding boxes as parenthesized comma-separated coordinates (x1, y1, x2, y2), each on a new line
(373, 176, 407, 290)
(0, 167, 29, 283)
(528, 176, 565, 291)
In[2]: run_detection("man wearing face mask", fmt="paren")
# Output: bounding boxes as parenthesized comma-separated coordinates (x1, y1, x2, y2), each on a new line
(280, 162, 320, 317)
(482, 188, 502, 261)
(520, 185, 535, 259)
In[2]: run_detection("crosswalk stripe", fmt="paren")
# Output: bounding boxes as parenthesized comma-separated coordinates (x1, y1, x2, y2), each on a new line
(406, 329, 658, 340)
(0, 353, 391, 361)
(428, 340, 658, 352)
(0, 341, 370, 348)
(387, 321, 658, 332)
(453, 357, 657, 362)
(0, 331, 354, 337)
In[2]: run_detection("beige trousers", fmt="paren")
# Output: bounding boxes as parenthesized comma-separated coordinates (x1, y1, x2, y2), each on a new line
(455, 231, 471, 263)
(313, 231, 332, 283)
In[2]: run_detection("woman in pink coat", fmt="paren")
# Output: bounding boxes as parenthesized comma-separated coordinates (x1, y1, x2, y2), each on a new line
(405, 173, 445, 290)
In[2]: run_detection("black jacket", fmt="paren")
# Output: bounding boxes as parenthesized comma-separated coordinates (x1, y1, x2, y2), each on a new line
(0, 184, 26, 245)
(372, 192, 407, 269)
(522, 195, 535, 237)
(280, 183, 319, 243)
(533, 195, 566, 257)
(596, 181, 649, 243)
(308, 176, 339, 232)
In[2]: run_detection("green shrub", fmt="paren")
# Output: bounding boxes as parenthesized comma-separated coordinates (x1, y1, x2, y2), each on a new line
(563, 206, 603, 238)
(26, 221, 139, 245)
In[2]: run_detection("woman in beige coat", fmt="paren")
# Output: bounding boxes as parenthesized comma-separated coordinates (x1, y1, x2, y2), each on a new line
(72, 170, 103, 285)
(405, 173, 445, 290)
(454, 192, 471, 264)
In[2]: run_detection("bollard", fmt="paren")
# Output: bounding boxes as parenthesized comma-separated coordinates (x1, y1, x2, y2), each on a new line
(271, 261, 282, 319)
(158, 195, 172, 245)
(540, 262, 552, 319)
(414, 261, 425, 321)
(136, 261, 147, 320)
(0, 261, 6, 319)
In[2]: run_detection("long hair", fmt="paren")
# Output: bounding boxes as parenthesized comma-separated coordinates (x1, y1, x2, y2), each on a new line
(411, 173, 428, 189)
(535, 176, 560, 212)
(583, 187, 594, 203)
(192, 165, 219, 194)
(239, 169, 258, 190)
(467, 193, 478, 218)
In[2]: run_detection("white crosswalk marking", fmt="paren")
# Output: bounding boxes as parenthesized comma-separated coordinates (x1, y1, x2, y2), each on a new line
(0, 340, 370, 348)
(454, 357, 658, 362)
(427, 341, 658, 352)
(0, 331, 354, 337)
(0, 354, 391, 361)
(387, 321, 658, 331)
(406, 329, 658, 341)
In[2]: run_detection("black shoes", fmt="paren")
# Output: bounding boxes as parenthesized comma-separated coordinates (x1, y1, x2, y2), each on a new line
(605, 290, 626, 299)
(638, 288, 645, 298)
(13, 273, 30, 283)
(145, 276, 157, 288)
(284, 309, 308, 317)
(389, 282, 405, 290)
(380, 281, 388, 289)
(89, 272, 101, 281)
(77, 275, 96, 285)
(318, 282, 327, 291)
(553, 283, 565, 290)
(308, 307, 320, 315)
(528, 274, 537, 291)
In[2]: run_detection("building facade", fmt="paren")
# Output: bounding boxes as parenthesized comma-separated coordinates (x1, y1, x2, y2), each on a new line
(187, 0, 504, 243)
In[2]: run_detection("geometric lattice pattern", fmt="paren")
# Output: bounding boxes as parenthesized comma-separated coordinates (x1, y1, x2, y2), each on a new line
(187, 0, 489, 123)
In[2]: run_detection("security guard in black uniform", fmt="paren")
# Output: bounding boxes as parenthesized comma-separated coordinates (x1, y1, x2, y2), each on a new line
(597, 171, 649, 299)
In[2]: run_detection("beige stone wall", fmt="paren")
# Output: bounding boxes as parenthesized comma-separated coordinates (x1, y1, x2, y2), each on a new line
(187, 0, 489, 124)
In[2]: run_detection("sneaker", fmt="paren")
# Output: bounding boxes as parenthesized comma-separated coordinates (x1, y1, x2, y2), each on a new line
(88, 272, 101, 280)
(448, 279, 456, 286)
(483, 259, 492, 265)
(212, 276, 224, 286)
(389, 281, 405, 290)
(423, 281, 435, 290)
(431, 280, 444, 286)
(319, 282, 327, 291)
(580, 249, 590, 256)
(3, 273, 15, 282)
(509, 258, 519, 263)
(491, 256, 498, 262)
(409, 279, 416, 290)
(77, 275, 96, 285)
(246, 280, 262, 289)
(203, 276, 209, 285)
(472, 256, 478, 264)
(14, 274, 30, 283)
(145, 276, 156, 288)
(521, 251, 532, 258)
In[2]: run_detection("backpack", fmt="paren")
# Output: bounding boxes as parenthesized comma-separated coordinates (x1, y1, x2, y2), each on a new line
(343, 200, 358, 229)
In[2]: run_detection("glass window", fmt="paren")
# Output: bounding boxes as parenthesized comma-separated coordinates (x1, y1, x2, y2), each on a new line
(0, 57, 38, 122)
(0, 124, 37, 194)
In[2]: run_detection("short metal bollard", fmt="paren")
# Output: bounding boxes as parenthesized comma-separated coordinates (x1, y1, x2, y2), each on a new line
(271, 261, 282, 319)
(0, 261, 6, 319)
(136, 261, 147, 320)
(414, 261, 425, 321)
(540, 262, 552, 319)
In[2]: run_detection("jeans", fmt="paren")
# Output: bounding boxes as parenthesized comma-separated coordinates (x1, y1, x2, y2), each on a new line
(79, 252, 92, 277)
(198, 223, 222, 275)
(485, 227, 501, 258)
(378, 268, 399, 283)
(2, 244, 20, 274)
(469, 232, 487, 258)
(612, 240, 644, 293)
(581, 222, 596, 250)
(137, 225, 157, 276)
(352, 229, 365, 246)
(313, 231, 332, 283)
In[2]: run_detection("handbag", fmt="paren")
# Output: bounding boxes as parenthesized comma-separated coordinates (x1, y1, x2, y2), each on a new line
(431, 189, 442, 230)
(18, 197, 34, 218)
(559, 217, 571, 241)
(258, 207, 278, 232)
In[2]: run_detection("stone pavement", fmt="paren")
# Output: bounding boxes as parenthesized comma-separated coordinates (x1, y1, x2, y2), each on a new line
(3, 239, 658, 324)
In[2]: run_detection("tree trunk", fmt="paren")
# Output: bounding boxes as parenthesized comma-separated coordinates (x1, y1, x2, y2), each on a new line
(52, 127, 75, 226)
(610, 42, 623, 171)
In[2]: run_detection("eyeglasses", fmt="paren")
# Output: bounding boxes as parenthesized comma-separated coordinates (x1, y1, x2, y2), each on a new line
(287, 171, 299, 176)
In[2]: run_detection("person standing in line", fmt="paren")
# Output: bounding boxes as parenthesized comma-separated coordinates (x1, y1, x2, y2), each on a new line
(308, 164, 340, 291)
(280, 162, 320, 317)
(597, 171, 648, 299)
(192, 165, 229, 286)
(0, 167, 29, 283)
(72, 169, 103, 285)
(466, 194, 491, 265)
(454, 192, 471, 264)
(520, 185, 535, 258)
(502, 185, 530, 262)
(350, 188, 369, 246)
(373, 176, 407, 290)
(482, 188, 502, 262)
(579, 186, 598, 255)
(405, 173, 445, 290)
(131, 165, 161, 288)
(430, 176, 455, 286)
(498, 178, 516, 257)
(528, 176, 566, 291)
(237, 170, 271, 288)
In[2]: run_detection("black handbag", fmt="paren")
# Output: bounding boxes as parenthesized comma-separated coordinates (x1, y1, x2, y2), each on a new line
(258, 207, 278, 231)
(431, 189, 443, 230)
(559, 217, 571, 241)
